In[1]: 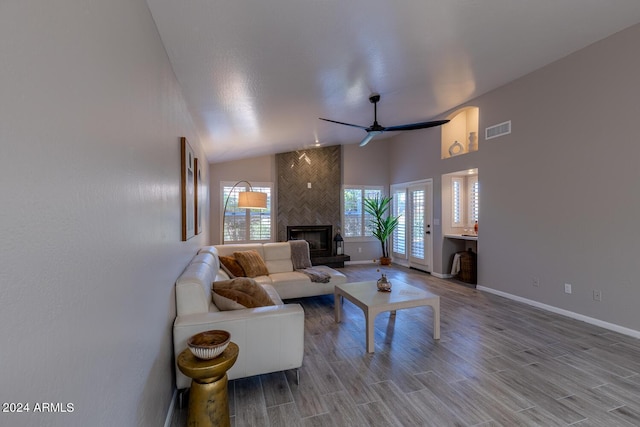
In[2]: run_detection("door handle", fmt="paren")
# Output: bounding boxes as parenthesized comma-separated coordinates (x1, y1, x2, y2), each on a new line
(425, 231, 431, 235)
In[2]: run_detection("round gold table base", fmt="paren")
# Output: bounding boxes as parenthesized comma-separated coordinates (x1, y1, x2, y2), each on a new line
(188, 375, 230, 427)
(177, 342, 239, 427)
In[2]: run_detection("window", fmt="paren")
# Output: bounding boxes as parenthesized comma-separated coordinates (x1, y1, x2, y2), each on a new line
(450, 175, 479, 228)
(221, 182, 272, 243)
(468, 176, 479, 224)
(411, 189, 425, 259)
(451, 177, 463, 226)
(343, 186, 383, 238)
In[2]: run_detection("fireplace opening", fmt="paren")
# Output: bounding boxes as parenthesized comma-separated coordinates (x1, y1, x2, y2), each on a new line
(286, 225, 333, 257)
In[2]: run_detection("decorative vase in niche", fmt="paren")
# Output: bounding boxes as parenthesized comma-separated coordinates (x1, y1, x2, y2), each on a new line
(468, 132, 478, 152)
(377, 273, 392, 292)
(448, 140, 463, 157)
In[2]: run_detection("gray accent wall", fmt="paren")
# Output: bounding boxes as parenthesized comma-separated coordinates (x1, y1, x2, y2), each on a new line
(389, 23, 640, 332)
(276, 146, 342, 242)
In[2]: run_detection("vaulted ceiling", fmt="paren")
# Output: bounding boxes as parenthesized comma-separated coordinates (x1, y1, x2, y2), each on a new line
(146, 0, 640, 163)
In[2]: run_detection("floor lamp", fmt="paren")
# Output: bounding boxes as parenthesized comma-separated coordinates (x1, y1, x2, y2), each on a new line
(222, 180, 268, 244)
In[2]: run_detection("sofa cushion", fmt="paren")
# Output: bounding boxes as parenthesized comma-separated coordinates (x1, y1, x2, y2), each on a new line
(234, 250, 269, 278)
(219, 255, 246, 277)
(269, 271, 312, 286)
(263, 242, 294, 273)
(216, 243, 264, 258)
(212, 277, 276, 310)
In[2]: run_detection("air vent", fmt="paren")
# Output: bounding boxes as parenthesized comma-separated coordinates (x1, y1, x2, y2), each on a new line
(485, 121, 511, 140)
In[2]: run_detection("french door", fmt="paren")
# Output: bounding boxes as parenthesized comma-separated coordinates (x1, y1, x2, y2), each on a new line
(392, 180, 432, 272)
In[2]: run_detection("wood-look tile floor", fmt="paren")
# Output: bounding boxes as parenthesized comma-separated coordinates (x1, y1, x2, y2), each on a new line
(171, 264, 640, 426)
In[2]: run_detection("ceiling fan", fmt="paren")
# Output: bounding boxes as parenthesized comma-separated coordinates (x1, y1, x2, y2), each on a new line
(319, 93, 450, 147)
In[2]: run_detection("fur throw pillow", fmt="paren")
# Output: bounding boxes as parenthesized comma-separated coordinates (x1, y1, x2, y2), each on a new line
(233, 250, 269, 278)
(219, 255, 246, 277)
(212, 278, 275, 310)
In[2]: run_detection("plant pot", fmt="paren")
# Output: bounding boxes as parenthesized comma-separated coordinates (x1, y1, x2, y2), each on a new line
(379, 257, 392, 266)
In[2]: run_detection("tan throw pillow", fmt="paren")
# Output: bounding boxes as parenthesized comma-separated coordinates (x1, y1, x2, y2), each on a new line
(233, 250, 269, 278)
(212, 278, 275, 311)
(219, 255, 246, 277)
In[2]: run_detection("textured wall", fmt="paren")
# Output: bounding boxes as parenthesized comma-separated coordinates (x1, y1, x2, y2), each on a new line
(389, 23, 640, 332)
(276, 146, 341, 242)
(0, 1, 207, 426)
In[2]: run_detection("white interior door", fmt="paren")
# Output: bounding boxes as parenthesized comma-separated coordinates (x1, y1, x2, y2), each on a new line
(408, 181, 433, 272)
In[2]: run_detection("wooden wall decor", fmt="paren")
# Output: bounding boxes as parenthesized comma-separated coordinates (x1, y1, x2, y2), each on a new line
(181, 137, 195, 241)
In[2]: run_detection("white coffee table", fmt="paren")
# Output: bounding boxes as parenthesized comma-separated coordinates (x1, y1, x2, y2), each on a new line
(334, 281, 440, 353)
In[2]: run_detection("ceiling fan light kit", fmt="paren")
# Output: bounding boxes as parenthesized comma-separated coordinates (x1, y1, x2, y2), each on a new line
(320, 93, 450, 147)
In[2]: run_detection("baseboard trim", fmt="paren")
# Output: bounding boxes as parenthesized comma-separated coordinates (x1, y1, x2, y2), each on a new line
(164, 389, 177, 427)
(431, 271, 453, 279)
(477, 286, 640, 339)
(345, 260, 377, 265)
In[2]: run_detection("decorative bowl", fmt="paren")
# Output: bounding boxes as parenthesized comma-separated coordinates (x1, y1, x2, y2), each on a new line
(187, 330, 231, 360)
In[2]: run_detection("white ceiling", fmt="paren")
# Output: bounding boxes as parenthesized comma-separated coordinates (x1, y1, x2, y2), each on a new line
(146, 0, 640, 163)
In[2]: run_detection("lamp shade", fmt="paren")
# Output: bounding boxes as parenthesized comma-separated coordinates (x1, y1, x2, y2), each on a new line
(238, 191, 267, 209)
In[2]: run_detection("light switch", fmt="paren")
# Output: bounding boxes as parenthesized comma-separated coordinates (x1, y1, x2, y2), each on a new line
(307, 182, 312, 189)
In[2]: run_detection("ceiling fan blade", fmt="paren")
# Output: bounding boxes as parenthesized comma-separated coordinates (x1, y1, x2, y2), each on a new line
(359, 131, 383, 147)
(319, 118, 368, 130)
(383, 119, 450, 132)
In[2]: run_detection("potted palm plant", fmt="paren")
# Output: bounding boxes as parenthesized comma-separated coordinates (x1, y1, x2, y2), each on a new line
(364, 195, 401, 265)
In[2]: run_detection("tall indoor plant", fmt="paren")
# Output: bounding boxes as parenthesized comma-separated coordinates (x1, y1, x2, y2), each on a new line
(364, 195, 400, 265)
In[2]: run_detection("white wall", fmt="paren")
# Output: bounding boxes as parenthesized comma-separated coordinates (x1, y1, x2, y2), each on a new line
(0, 1, 207, 425)
(389, 23, 640, 332)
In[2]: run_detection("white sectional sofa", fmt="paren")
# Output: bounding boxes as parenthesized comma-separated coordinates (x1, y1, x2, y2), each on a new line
(212, 242, 347, 299)
(173, 242, 347, 390)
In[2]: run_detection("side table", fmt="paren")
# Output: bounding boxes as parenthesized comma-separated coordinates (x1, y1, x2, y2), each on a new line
(177, 342, 239, 427)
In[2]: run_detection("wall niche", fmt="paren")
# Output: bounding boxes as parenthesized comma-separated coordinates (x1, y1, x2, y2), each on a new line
(276, 146, 341, 242)
(441, 106, 479, 159)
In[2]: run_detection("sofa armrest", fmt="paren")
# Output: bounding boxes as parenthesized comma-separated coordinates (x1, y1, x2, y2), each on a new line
(173, 304, 304, 388)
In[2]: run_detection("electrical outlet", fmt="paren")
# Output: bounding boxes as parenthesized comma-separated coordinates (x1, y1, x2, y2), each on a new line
(532, 277, 540, 287)
(358, 247, 362, 253)
(564, 283, 572, 294)
(593, 290, 602, 301)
